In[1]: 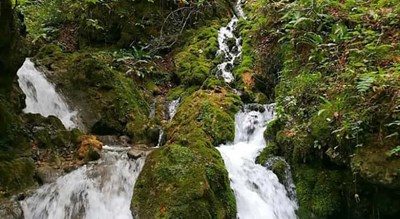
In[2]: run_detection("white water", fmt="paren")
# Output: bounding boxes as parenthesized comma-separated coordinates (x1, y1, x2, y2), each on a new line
(167, 97, 180, 121)
(17, 58, 78, 129)
(156, 127, 164, 147)
(21, 147, 145, 219)
(217, 104, 298, 219)
(216, 0, 246, 83)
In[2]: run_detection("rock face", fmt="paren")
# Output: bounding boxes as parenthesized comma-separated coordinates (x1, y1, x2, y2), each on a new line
(77, 135, 103, 161)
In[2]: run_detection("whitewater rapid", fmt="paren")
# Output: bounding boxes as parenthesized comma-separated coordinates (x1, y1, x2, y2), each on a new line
(216, 0, 246, 83)
(217, 104, 298, 219)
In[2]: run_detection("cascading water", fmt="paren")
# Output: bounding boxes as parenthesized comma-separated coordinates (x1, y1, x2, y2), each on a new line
(21, 147, 146, 219)
(17, 58, 78, 129)
(217, 104, 298, 219)
(216, 0, 246, 83)
(167, 97, 181, 121)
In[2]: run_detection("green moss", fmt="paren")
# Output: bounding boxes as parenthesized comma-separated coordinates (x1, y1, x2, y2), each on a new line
(166, 86, 185, 101)
(0, 158, 35, 196)
(295, 165, 342, 218)
(167, 90, 241, 145)
(34, 51, 153, 143)
(133, 90, 241, 218)
(256, 142, 278, 165)
(133, 144, 236, 219)
(271, 160, 286, 184)
(174, 22, 222, 87)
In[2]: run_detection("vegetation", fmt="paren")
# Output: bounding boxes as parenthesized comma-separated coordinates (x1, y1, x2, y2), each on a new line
(133, 90, 240, 219)
(1, 0, 400, 218)
(241, 0, 400, 218)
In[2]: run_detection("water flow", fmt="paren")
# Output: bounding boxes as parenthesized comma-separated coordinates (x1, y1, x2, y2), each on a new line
(156, 127, 164, 147)
(17, 58, 78, 129)
(21, 148, 145, 219)
(216, 0, 246, 83)
(167, 97, 180, 121)
(217, 104, 298, 219)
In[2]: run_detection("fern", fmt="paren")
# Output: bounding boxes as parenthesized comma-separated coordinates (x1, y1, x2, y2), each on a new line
(357, 73, 375, 93)
(387, 145, 400, 157)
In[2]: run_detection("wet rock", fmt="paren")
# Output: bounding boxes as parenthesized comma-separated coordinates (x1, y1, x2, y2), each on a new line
(226, 37, 236, 50)
(36, 165, 60, 184)
(0, 199, 23, 219)
(77, 135, 103, 161)
(127, 144, 151, 160)
(351, 145, 400, 189)
(96, 135, 131, 147)
(127, 149, 143, 160)
(127, 145, 149, 158)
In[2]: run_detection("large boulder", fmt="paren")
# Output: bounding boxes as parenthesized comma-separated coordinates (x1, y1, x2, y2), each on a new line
(132, 90, 241, 219)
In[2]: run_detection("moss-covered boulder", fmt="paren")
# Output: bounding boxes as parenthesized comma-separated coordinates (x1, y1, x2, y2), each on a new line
(132, 90, 241, 219)
(351, 139, 400, 189)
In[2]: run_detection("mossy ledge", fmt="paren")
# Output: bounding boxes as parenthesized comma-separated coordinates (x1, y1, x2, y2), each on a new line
(132, 90, 241, 219)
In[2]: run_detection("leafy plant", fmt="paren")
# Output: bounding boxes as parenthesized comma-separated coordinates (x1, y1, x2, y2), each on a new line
(356, 73, 375, 93)
(387, 145, 400, 157)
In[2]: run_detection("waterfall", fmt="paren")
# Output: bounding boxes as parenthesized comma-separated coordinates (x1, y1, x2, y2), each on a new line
(17, 58, 78, 129)
(156, 127, 164, 147)
(217, 104, 298, 219)
(216, 0, 246, 83)
(167, 97, 180, 121)
(21, 147, 146, 219)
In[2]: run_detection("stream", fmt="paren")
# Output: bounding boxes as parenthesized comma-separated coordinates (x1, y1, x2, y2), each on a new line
(16, 59, 146, 219)
(15, 0, 298, 217)
(217, 105, 298, 219)
(21, 147, 145, 219)
(216, 0, 298, 218)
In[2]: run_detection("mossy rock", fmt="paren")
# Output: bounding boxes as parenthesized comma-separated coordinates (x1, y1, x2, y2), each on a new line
(256, 142, 279, 165)
(133, 90, 241, 218)
(271, 159, 287, 185)
(167, 90, 241, 145)
(174, 23, 221, 87)
(34, 50, 153, 144)
(133, 143, 236, 219)
(351, 139, 400, 189)
(0, 158, 35, 196)
(294, 165, 342, 218)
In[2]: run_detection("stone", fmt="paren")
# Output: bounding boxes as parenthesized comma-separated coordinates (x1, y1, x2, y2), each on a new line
(127, 144, 151, 160)
(127, 149, 143, 160)
(77, 135, 103, 161)
(36, 165, 60, 184)
(0, 199, 23, 219)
